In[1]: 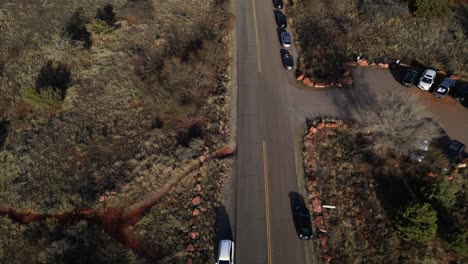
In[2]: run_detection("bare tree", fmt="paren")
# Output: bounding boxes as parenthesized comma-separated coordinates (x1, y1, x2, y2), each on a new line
(352, 90, 439, 159)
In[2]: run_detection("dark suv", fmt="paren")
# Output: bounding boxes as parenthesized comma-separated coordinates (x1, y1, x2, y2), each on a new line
(289, 192, 312, 240)
(454, 82, 468, 107)
(274, 10, 287, 28)
(433, 78, 456, 98)
(401, 69, 418, 87)
(446, 140, 465, 163)
(273, 0, 283, 9)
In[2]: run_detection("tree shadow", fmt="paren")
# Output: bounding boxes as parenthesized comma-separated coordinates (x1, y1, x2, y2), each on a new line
(213, 204, 233, 261)
(96, 4, 118, 28)
(456, 4, 468, 38)
(0, 120, 9, 147)
(35, 61, 72, 98)
(374, 175, 413, 218)
(66, 9, 92, 48)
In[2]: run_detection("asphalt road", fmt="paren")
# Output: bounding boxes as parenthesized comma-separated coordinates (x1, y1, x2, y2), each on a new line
(232, 0, 468, 263)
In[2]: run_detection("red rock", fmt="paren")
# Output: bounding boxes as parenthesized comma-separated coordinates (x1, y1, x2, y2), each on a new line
(323, 255, 332, 262)
(187, 244, 195, 252)
(110, 191, 117, 196)
(306, 81, 315, 87)
(342, 69, 350, 77)
(195, 183, 202, 192)
(186, 257, 193, 264)
(316, 123, 325, 129)
(296, 74, 305, 81)
(192, 196, 201, 205)
(314, 216, 327, 232)
(427, 172, 437, 177)
(190, 231, 199, 239)
(188, 218, 195, 226)
(436, 70, 446, 76)
(99, 196, 106, 203)
(315, 83, 328, 88)
(307, 157, 316, 166)
(320, 233, 328, 252)
(325, 130, 336, 136)
(370, 62, 376, 67)
(305, 133, 314, 139)
(312, 198, 323, 213)
(303, 78, 311, 84)
(192, 208, 200, 216)
(344, 61, 357, 66)
(450, 75, 459, 80)
(309, 176, 317, 186)
(326, 122, 339, 128)
(380, 63, 389, 69)
(357, 59, 368, 66)
(309, 126, 318, 134)
(311, 187, 320, 197)
(199, 155, 207, 163)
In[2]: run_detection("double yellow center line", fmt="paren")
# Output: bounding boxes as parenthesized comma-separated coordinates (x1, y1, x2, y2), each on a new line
(263, 141, 272, 264)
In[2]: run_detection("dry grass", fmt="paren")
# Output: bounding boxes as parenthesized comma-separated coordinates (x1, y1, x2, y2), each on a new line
(288, 0, 468, 80)
(0, 0, 232, 262)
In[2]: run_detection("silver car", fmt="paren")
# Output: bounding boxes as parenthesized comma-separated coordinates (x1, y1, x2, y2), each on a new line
(417, 69, 436, 91)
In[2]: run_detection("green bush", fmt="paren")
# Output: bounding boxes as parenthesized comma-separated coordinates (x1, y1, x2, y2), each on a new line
(86, 19, 114, 35)
(423, 175, 462, 208)
(395, 203, 437, 242)
(448, 229, 468, 257)
(413, 0, 450, 18)
(21, 87, 63, 108)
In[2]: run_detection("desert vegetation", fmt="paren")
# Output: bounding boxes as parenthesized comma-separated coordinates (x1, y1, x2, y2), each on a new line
(0, 0, 232, 262)
(302, 92, 467, 263)
(287, 0, 468, 81)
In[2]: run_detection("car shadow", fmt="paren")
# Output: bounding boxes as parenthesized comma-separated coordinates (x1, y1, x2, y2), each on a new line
(288, 191, 312, 238)
(213, 204, 233, 261)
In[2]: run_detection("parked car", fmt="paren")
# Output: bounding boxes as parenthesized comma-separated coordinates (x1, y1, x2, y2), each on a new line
(273, 0, 283, 9)
(446, 140, 465, 163)
(454, 82, 468, 107)
(417, 69, 436, 91)
(216, 240, 234, 264)
(409, 139, 431, 163)
(401, 68, 419, 87)
(293, 203, 313, 240)
(280, 29, 292, 48)
(280, 49, 294, 70)
(433, 78, 456, 98)
(274, 10, 287, 28)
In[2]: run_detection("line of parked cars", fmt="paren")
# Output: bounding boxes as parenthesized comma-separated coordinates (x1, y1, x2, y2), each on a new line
(272, 0, 295, 70)
(401, 67, 467, 106)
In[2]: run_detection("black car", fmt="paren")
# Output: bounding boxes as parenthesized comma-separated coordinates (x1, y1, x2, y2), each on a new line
(274, 10, 287, 28)
(273, 0, 283, 9)
(446, 140, 465, 162)
(293, 204, 313, 240)
(433, 78, 456, 98)
(454, 82, 468, 107)
(401, 69, 418, 87)
(280, 49, 294, 70)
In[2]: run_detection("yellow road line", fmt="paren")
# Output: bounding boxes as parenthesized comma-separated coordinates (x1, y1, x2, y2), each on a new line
(263, 141, 272, 264)
(252, 0, 262, 72)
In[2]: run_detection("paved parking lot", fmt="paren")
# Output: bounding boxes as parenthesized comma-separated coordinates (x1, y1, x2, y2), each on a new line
(285, 67, 468, 147)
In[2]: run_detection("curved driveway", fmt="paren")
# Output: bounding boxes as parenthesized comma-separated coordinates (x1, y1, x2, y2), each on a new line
(233, 0, 468, 263)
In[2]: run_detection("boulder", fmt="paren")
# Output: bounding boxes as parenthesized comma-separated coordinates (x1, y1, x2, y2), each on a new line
(190, 231, 199, 239)
(305, 133, 314, 139)
(357, 59, 369, 66)
(99, 196, 106, 203)
(456, 162, 466, 169)
(309, 126, 318, 134)
(306, 81, 315, 87)
(187, 244, 195, 252)
(316, 122, 325, 129)
(198, 155, 207, 163)
(315, 83, 328, 88)
(188, 218, 195, 226)
(450, 75, 459, 80)
(192, 208, 200, 216)
(320, 233, 328, 252)
(296, 74, 305, 81)
(427, 172, 437, 177)
(311, 187, 320, 197)
(436, 70, 447, 76)
(370, 62, 376, 67)
(326, 122, 339, 128)
(195, 183, 202, 192)
(314, 216, 327, 232)
(312, 198, 323, 213)
(380, 63, 389, 69)
(303, 78, 312, 84)
(192, 196, 201, 205)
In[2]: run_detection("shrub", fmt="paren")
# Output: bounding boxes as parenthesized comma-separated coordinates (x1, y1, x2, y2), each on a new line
(86, 19, 114, 35)
(21, 87, 63, 108)
(412, 0, 450, 18)
(395, 203, 437, 242)
(352, 90, 439, 159)
(447, 229, 468, 257)
(423, 175, 462, 207)
(95, 4, 118, 28)
(36, 61, 71, 94)
(66, 9, 91, 47)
